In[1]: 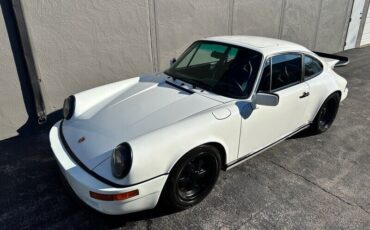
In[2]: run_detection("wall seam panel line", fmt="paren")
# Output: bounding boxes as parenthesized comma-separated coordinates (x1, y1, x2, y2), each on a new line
(148, 0, 158, 72)
(278, 0, 287, 39)
(313, 0, 324, 50)
(11, 0, 47, 123)
(153, 0, 160, 72)
(228, 0, 234, 35)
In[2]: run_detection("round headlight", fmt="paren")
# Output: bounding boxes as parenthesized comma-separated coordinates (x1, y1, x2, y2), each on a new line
(63, 95, 75, 120)
(111, 143, 132, 179)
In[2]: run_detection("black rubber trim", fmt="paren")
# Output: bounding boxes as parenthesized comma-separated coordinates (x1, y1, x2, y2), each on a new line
(58, 120, 168, 188)
(314, 51, 350, 67)
(165, 80, 194, 94)
(226, 124, 310, 169)
(64, 95, 75, 120)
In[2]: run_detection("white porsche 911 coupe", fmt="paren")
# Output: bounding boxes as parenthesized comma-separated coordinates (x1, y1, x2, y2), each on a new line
(50, 36, 349, 215)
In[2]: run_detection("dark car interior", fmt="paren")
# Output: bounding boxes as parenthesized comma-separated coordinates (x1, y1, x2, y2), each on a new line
(172, 47, 262, 97)
(258, 54, 302, 92)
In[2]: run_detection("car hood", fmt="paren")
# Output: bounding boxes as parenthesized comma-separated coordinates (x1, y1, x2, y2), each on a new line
(61, 74, 221, 169)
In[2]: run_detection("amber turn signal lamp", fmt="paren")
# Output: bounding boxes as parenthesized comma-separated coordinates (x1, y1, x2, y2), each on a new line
(89, 189, 139, 201)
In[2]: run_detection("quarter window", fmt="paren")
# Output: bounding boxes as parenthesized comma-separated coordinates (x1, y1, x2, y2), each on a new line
(271, 54, 302, 91)
(304, 55, 323, 79)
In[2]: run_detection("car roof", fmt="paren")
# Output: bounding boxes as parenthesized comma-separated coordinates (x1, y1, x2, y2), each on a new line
(203, 36, 311, 56)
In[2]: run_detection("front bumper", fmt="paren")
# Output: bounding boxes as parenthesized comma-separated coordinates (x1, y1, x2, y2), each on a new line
(49, 121, 168, 215)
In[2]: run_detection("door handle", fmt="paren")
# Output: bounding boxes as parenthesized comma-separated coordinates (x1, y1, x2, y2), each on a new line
(299, 92, 310, 98)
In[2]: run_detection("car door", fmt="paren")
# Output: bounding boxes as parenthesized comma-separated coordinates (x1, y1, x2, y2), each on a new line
(238, 53, 311, 158)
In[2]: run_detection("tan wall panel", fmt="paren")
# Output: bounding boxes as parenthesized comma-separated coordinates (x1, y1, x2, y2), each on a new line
(0, 0, 355, 139)
(20, 0, 153, 112)
(281, 0, 322, 49)
(233, 0, 284, 38)
(0, 4, 28, 140)
(155, 0, 230, 70)
(316, 0, 352, 52)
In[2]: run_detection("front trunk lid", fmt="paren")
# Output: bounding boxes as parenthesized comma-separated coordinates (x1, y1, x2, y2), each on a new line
(61, 74, 221, 169)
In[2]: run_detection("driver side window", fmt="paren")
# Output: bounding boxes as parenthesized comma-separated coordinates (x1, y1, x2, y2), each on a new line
(258, 53, 302, 92)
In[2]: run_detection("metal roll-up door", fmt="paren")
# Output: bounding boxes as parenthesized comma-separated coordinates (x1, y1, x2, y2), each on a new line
(361, 5, 370, 46)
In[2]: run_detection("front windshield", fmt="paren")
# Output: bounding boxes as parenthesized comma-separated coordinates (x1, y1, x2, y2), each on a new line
(165, 41, 263, 98)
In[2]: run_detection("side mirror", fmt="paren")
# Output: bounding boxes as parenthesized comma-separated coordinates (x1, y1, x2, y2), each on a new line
(170, 58, 176, 66)
(255, 92, 279, 106)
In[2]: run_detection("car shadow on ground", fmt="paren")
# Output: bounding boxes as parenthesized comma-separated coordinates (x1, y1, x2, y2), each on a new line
(289, 127, 316, 139)
(76, 200, 180, 228)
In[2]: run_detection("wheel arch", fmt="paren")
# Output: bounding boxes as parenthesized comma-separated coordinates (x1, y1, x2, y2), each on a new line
(158, 142, 225, 209)
(333, 90, 341, 99)
(167, 141, 228, 175)
(310, 90, 342, 123)
(312, 90, 341, 122)
(204, 142, 227, 171)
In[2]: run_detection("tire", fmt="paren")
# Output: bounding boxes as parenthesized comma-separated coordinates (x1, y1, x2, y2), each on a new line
(161, 145, 221, 210)
(310, 92, 340, 134)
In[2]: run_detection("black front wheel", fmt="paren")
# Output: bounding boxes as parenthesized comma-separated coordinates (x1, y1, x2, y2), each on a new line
(311, 93, 340, 134)
(161, 145, 221, 210)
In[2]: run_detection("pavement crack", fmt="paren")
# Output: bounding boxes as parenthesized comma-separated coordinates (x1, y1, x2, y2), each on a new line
(269, 160, 370, 216)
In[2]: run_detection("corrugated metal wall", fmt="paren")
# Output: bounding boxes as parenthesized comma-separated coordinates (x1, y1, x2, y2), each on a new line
(0, 0, 355, 139)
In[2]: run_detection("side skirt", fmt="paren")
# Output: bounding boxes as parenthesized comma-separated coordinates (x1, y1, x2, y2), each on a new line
(225, 124, 311, 170)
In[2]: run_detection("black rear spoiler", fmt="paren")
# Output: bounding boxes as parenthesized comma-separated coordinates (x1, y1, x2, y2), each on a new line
(314, 51, 350, 68)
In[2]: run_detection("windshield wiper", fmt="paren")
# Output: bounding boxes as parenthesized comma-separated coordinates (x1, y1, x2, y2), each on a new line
(164, 71, 177, 81)
(165, 71, 197, 88)
(164, 71, 215, 93)
(165, 80, 194, 94)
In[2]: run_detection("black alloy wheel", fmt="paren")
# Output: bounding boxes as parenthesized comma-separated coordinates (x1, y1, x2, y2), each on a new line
(161, 145, 221, 210)
(311, 93, 340, 134)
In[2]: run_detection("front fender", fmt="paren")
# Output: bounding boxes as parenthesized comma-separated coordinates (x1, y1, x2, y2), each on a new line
(93, 104, 241, 186)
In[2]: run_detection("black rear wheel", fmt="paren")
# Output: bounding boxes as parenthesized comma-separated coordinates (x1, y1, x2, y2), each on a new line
(161, 145, 221, 210)
(311, 93, 340, 134)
